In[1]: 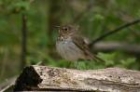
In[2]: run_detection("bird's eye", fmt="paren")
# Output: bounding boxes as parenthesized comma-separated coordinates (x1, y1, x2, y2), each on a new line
(63, 27, 68, 31)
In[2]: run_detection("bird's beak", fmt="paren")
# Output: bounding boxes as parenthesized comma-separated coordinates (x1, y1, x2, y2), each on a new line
(55, 26, 60, 29)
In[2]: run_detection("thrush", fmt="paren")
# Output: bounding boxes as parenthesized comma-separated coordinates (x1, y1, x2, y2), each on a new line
(56, 25, 104, 62)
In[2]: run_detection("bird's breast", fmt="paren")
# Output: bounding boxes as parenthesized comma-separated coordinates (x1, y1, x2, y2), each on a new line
(56, 38, 84, 61)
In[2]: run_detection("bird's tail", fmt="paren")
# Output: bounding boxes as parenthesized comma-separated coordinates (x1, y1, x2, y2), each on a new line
(93, 55, 105, 62)
(85, 51, 105, 62)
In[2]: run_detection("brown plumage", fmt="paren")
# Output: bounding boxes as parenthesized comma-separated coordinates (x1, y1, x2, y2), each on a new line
(56, 25, 104, 62)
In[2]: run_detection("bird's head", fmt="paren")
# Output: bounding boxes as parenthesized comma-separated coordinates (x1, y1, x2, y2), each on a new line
(57, 25, 79, 38)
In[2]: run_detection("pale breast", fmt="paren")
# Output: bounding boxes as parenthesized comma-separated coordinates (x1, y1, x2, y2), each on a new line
(56, 37, 85, 61)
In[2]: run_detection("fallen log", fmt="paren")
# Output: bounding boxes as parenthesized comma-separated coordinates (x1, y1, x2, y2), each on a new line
(93, 42, 140, 55)
(14, 65, 140, 92)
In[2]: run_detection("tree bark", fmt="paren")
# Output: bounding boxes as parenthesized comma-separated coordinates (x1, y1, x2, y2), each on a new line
(14, 65, 140, 92)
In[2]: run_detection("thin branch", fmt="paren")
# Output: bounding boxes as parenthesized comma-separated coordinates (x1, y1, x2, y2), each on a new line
(0, 76, 17, 92)
(20, 13, 27, 70)
(89, 19, 140, 47)
(0, 82, 14, 92)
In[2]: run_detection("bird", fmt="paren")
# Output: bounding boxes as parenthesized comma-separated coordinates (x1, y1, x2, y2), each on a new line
(56, 25, 104, 62)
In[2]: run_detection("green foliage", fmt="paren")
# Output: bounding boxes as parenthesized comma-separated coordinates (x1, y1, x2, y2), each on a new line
(37, 52, 138, 70)
(98, 53, 137, 69)
(0, 0, 30, 14)
(0, 0, 140, 83)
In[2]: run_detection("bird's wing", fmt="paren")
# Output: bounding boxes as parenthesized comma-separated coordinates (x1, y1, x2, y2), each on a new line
(72, 35, 105, 62)
(72, 36, 94, 60)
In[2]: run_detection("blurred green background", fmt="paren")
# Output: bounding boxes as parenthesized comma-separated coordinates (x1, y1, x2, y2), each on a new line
(0, 0, 140, 83)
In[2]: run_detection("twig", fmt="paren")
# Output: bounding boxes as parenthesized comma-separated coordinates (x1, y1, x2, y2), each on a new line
(20, 13, 27, 70)
(0, 77, 17, 92)
(0, 82, 14, 92)
(89, 19, 140, 47)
